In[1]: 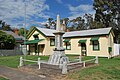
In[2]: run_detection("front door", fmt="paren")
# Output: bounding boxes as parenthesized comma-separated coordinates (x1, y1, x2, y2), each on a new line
(81, 43, 87, 56)
(39, 44, 45, 55)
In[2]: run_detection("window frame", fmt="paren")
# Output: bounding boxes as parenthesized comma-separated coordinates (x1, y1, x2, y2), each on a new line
(50, 38, 55, 46)
(92, 41, 100, 51)
(65, 42, 71, 50)
(33, 35, 39, 40)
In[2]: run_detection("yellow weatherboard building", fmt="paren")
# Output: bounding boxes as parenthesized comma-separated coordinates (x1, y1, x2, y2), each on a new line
(26, 27, 114, 58)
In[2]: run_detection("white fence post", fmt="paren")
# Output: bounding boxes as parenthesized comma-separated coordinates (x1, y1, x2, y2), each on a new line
(38, 58, 41, 69)
(62, 62, 67, 74)
(19, 57, 23, 67)
(79, 55, 82, 63)
(83, 61, 85, 67)
(95, 56, 98, 64)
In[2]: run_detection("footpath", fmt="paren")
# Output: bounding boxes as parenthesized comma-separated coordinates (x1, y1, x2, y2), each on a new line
(0, 66, 50, 80)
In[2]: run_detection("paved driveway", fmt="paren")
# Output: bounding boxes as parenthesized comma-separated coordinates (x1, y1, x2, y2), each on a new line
(0, 66, 50, 80)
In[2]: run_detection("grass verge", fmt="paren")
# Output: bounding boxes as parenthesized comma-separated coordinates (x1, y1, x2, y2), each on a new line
(0, 55, 120, 80)
(67, 56, 120, 80)
(0, 55, 49, 68)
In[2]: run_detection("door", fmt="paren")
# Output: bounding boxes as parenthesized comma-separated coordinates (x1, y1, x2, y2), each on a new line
(39, 44, 45, 55)
(81, 43, 87, 56)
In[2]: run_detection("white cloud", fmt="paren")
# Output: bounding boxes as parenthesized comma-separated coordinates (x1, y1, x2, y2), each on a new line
(68, 4, 93, 13)
(68, 4, 95, 20)
(0, 0, 49, 28)
(56, 0, 62, 4)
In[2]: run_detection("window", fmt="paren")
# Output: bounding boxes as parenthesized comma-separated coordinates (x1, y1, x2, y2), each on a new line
(33, 35, 39, 40)
(93, 41, 100, 51)
(33, 33, 39, 40)
(66, 42, 71, 50)
(50, 38, 55, 46)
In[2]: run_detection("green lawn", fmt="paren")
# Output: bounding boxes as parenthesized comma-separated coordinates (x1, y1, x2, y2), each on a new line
(0, 55, 120, 80)
(0, 55, 49, 68)
(0, 77, 9, 80)
(68, 56, 120, 80)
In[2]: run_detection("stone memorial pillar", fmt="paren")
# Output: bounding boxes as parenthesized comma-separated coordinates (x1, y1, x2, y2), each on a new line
(48, 15, 69, 65)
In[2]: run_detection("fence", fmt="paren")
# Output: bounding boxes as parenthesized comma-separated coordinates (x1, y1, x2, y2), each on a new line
(61, 56, 98, 74)
(114, 43, 120, 56)
(0, 49, 23, 56)
(0, 44, 23, 56)
(82, 56, 98, 67)
(19, 57, 41, 69)
(19, 56, 98, 74)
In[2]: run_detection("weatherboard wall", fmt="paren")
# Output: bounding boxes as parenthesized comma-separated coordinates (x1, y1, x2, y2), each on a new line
(87, 36, 109, 57)
(28, 30, 54, 55)
(64, 36, 111, 57)
(27, 27, 114, 58)
(108, 32, 114, 57)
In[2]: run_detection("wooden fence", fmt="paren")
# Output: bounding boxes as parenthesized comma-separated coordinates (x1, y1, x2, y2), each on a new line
(19, 56, 98, 74)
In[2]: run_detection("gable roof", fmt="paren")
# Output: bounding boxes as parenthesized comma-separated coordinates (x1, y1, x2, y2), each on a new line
(36, 27, 56, 37)
(2, 30, 24, 40)
(35, 27, 112, 38)
(64, 27, 112, 38)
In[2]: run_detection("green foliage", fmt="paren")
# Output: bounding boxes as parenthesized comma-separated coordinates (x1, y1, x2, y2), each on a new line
(18, 28, 28, 37)
(2, 25, 11, 31)
(93, 0, 120, 43)
(0, 31, 15, 49)
(93, 0, 120, 26)
(44, 18, 56, 29)
(118, 33, 120, 44)
(68, 16, 85, 31)
(84, 13, 95, 29)
(0, 20, 12, 31)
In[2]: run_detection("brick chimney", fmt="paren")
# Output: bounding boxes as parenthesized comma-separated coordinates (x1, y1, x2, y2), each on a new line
(14, 28, 19, 35)
(66, 28, 70, 32)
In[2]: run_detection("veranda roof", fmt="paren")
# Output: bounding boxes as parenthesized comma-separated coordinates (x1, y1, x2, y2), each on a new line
(63, 39, 70, 42)
(24, 39, 44, 44)
(90, 37, 99, 41)
(78, 40, 87, 43)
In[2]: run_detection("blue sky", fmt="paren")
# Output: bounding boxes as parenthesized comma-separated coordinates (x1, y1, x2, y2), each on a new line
(0, 0, 95, 29)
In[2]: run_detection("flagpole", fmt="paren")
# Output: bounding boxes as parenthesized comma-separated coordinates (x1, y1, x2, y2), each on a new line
(23, 0, 27, 62)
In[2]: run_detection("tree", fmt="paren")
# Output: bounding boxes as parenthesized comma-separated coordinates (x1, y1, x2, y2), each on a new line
(93, 0, 120, 28)
(44, 24, 48, 29)
(63, 18, 69, 26)
(18, 28, 28, 37)
(2, 24, 11, 31)
(0, 20, 12, 31)
(68, 16, 85, 31)
(51, 21, 56, 29)
(68, 19, 77, 31)
(0, 31, 15, 49)
(61, 18, 69, 31)
(84, 14, 93, 29)
(47, 18, 53, 29)
(75, 16, 85, 30)
(93, 0, 120, 43)
(44, 18, 56, 29)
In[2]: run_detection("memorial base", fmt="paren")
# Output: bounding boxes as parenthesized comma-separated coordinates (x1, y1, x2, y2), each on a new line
(48, 48, 69, 65)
